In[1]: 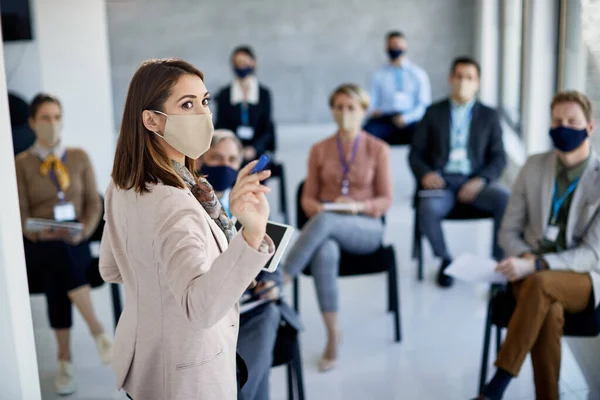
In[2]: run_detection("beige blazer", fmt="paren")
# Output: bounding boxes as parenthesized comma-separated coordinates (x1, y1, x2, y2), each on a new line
(500, 150, 600, 307)
(99, 181, 273, 400)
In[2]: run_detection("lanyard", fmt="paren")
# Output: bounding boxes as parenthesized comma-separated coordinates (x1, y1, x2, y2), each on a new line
(450, 106, 473, 147)
(551, 178, 579, 224)
(336, 134, 361, 196)
(240, 103, 249, 126)
(40, 153, 68, 202)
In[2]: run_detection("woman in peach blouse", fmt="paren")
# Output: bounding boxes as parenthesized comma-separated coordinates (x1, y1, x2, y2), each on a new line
(283, 83, 393, 371)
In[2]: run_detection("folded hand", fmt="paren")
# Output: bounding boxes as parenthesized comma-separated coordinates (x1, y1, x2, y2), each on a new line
(495, 257, 535, 282)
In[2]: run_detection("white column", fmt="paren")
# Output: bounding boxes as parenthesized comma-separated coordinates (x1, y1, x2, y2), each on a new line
(499, 0, 524, 121)
(560, 0, 586, 91)
(0, 29, 42, 400)
(520, 0, 560, 155)
(474, 0, 500, 106)
(33, 0, 116, 191)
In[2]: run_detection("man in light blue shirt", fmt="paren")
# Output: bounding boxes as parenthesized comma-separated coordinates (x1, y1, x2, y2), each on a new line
(364, 31, 431, 145)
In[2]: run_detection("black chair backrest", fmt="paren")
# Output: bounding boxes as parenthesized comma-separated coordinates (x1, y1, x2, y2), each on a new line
(296, 181, 309, 229)
(492, 285, 600, 337)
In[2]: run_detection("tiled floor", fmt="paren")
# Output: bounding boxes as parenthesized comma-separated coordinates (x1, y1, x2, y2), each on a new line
(31, 125, 593, 399)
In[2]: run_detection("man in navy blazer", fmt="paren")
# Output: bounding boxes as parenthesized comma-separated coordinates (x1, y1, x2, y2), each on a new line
(409, 57, 510, 287)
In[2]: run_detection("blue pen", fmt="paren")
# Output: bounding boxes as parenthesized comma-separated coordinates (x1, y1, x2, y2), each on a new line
(251, 154, 271, 174)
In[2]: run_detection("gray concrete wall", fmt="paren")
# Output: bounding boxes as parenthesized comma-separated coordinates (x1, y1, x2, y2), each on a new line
(106, 0, 476, 129)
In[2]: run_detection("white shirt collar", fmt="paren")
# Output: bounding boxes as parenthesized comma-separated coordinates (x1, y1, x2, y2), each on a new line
(30, 141, 67, 161)
(230, 76, 259, 105)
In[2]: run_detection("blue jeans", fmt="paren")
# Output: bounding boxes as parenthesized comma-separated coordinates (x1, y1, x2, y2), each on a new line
(418, 175, 510, 261)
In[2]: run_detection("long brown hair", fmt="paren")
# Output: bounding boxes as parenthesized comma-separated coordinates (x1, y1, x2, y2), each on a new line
(112, 58, 204, 193)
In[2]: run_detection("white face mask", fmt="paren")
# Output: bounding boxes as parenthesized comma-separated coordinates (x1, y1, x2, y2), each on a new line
(34, 121, 62, 147)
(333, 111, 363, 133)
(452, 79, 479, 101)
(152, 111, 214, 160)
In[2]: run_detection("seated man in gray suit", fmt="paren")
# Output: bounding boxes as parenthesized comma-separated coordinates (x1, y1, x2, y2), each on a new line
(237, 266, 301, 400)
(409, 56, 510, 287)
(477, 91, 600, 400)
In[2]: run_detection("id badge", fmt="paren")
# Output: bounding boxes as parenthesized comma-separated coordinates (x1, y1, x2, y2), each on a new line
(237, 126, 255, 140)
(449, 148, 468, 161)
(393, 92, 412, 111)
(54, 202, 76, 222)
(544, 225, 560, 242)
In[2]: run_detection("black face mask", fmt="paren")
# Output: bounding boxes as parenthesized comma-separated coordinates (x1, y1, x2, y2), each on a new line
(234, 67, 254, 79)
(199, 165, 238, 191)
(549, 126, 589, 152)
(387, 48, 405, 60)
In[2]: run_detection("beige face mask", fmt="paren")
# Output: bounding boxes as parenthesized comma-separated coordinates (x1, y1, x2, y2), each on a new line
(334, 111, 363, 133)
(34, 122, 62, 147)
(152, 111, 214, 160)
(452, 80, 479, 101)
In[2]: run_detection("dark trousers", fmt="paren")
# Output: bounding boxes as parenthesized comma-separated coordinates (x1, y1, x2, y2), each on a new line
(363, 114, 417, 145)
(237, 302, 281, 400)
(24, 239, 91, 329)
(418, 174, 510, 261)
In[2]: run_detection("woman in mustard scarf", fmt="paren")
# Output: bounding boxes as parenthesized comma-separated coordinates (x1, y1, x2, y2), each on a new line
(15, 93, 113, 396)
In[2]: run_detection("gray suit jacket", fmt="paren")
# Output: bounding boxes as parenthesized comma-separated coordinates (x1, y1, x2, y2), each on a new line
(409, 99, 506, 183)
(499, 150, 600, 307)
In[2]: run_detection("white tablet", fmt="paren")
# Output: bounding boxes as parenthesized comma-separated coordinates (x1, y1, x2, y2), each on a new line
(322, 203, 356, 212)
(235, 220, 295, 273)
(25, 218, 84, 234)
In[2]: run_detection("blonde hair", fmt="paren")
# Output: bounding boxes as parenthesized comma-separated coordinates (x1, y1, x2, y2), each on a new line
(329, 83, 370, 110)
(551, 90, 593, 122)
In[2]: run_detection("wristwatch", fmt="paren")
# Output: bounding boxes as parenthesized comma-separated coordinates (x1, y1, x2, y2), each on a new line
(535, 257, 546, 271)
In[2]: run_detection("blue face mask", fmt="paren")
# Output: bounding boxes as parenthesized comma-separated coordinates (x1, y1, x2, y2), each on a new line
(199, 165, 238, 192)
(549, 126, 588, 152)
(234, 67, 254, 79)
(387, 48, 405, 60)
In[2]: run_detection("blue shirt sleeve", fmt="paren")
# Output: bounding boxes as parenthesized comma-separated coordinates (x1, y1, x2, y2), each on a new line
(402, 67, 431, 125)
(369, 71, 383, 113)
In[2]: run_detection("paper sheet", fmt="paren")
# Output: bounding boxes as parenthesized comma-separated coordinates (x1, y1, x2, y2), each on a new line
(444, 253, 508, 284)
(322, 203, 355, 212)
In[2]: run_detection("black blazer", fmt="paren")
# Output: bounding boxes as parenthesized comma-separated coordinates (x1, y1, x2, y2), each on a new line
(215, 84, 276, 155)
(409, 98, 506, 183)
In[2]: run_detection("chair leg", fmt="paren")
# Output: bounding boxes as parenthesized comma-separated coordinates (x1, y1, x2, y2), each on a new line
(417, 239, 424, 282)
(495, 326, 502, 355)
(293, 277, 299, 313)
(478, 296, 494, 394)
(413, 209, 424, 282)
(110, 283, 122, 330)
(293, 340, 305, 400)
(287, 362, 295, 400)
(387, 267, 393, 312)
(278, 165, 290, 226)
(389, 263, 401, 342)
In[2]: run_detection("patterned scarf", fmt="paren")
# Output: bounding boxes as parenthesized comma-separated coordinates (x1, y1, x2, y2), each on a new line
(40, 154, 71, 192)
(171, 161, 237, 243)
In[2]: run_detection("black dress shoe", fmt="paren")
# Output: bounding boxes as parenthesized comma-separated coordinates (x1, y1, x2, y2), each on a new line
(437, 258, 454, 288)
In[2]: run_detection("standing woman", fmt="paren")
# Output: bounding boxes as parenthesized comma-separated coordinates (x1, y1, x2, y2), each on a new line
(215, 46, 276, 163)
(15, 93, 112, 396)
(282, 84, 393, 372)
(100, 59, 274, 400)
